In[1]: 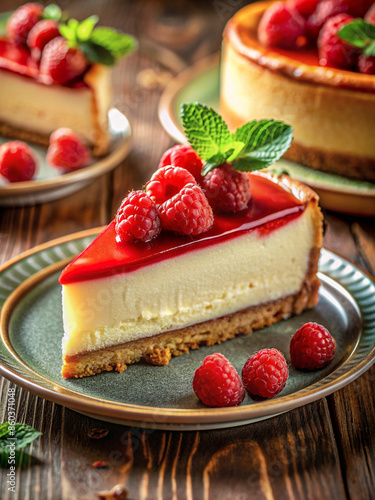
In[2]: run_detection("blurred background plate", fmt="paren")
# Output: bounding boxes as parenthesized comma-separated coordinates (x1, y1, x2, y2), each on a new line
(0, 108, 132, 207)
(159, 55, 375, 217)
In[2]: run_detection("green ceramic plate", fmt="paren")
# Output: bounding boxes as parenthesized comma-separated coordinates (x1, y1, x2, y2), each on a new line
(0, 108, 132, 207)
(158, 55, 375, 217)
(0, 229, 374, 430)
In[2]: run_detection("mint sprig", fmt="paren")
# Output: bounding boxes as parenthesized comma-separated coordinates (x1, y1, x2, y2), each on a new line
(42, 4, 63, 22)
(338, 19, 375, 56)
(0, 422, 41, 468)
(181, 103, 293, 175)
(59, 15, 136, 66)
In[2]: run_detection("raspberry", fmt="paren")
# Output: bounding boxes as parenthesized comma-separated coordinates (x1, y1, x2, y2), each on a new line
(358, 54, 375, 74)
(290, 322, 336, 370)
(47, 128, 91, 172)
(241, 348, 289, 399)
(40, 37, 88, 84)
(365, 4, 375, 24)
(27, 20, 60, 60)
(159, 145, 203, 183)
(193, 353, 245, 407)
(6, 3, 43, 46)
(146, 165, 197, 204)
(115, 191, 161, 243)
(318, 14, 357, 69)
(258, 2, 307, 49)
(307, 0, 372, 40)
(159, 183, 213, 236)
(202, 163, 251, 213)
(288, 0, 319, 19)
(0, 141, 37, 182)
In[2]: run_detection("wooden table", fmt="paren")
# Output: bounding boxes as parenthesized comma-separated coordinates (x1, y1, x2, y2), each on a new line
(1, 1, 374, 498)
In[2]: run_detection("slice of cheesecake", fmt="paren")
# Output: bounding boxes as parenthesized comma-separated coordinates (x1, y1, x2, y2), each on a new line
(60, 172, 323, 378)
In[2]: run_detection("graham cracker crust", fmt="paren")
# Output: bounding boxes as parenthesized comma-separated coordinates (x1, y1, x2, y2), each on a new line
(62, 273, 320, 378)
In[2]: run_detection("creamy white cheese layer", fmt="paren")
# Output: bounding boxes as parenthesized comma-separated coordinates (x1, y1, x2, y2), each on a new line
(62, 207, 315, 357)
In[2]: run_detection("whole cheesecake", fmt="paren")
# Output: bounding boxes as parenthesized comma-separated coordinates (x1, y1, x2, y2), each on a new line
(0, 39, 111, 156)
(59, 172, 322, 378)
(221, 1, 375, 181)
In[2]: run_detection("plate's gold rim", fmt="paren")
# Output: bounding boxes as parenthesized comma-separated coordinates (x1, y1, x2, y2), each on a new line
(0, 108, 132, 197)
(0, 228, 374, 425)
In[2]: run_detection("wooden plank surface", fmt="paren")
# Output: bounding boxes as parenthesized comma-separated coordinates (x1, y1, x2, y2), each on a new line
(0, 1, 374, 499)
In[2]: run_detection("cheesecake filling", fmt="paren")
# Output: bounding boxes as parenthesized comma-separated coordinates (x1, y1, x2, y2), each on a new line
(62, 207, 315, 357)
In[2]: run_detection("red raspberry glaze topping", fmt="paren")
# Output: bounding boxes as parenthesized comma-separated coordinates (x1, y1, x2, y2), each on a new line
(47, 128, 91, 172)
(193, 353, 245, 407)
(146, 165, 197, 205)
(290, 322, 336, 370)
(258, 1, 307, 49)
(0, 141, 37, 182)
(158, 183, 214, 236)
(115, 190, 161, 243)
(318, 14, 357, 69)
(6, 3, 43, 46)
(40, 37, 88, 84)
(242, 348, 289, 398)
(202, 163, 251, 213)
(159, 145, 203, 183)
(27, 20, 60, 60)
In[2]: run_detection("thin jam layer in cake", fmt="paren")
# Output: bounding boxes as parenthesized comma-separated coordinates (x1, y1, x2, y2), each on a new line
(60, 173, 322, 367)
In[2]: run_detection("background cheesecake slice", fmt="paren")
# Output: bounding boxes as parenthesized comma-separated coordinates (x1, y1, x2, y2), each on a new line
(59, 172, 323, 378)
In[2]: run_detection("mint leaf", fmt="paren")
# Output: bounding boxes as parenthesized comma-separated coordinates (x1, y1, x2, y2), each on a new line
(232, 120, 293, 172)
(90, 28, 137, 60)
(43, 4, 62, 21)
(0, 423, 41, 468)
(181, 103, 232, 165)
(338, 19, 375, 50)
(80, 41, 115, 65)
(364, 40, 375, 56)
(0, 11, 12, 36)
(59, 24, 76, 44)
(76, 15, 99, 42)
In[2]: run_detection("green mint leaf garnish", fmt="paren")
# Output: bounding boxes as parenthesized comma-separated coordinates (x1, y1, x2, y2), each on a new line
(76, 15, 99, 42)
(0, 422, 41, 468)
(90, 28, 137, 60)
(80, 41, 115, 65)
(338, 19, 375, 53)
(181, 103, 232, 167)
(43, 4, 62, 21)
(181, 103, 293, 175)
(0, 11, 12, 36)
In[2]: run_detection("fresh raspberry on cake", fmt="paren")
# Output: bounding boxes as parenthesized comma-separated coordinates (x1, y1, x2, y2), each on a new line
(258, 2, 307, 49)
(6, 3, 43, 46)
(0, 141, 37, 182)
(27, 20, 60, 60)
(193, 353, 245, 407)
(365, 3, 375, 24)
(158, 145, 203, 183)
(358, 54, 375, 74)
(115, 191, 161, 243)
(290, 322, 336, 370)
(146, 165, 197, 204)
(241, 348, 289, 399)
(318, 14, 357, 69)
(288, 0, 319, 19)
(47, 128, 91, 172)
(40, 37, 88, 84)
(202, 163, 251, 213)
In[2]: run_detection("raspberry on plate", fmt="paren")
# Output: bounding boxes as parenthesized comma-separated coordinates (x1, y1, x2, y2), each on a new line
(193, 353, 245, 407)
(40, 37, 88, 85)
(0, 141, 37, 182)
(47, 128, 91, 172)
(115, 190, 161, 243)
(258, 1, 307, 49)
(158, 145, 203, 183)
(202, 163, 251, 213)
(27, 20, 60, 60)
(318, 14, 357, 70)
(242, 348, 289, 399)
(358, 54, 375, 75)
(290, 322, 336, 370)
(6, 3, 43, 46)
(288, 0, 319, 19)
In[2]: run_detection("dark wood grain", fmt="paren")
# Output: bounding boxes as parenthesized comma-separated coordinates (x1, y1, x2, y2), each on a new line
(0, 1, 375, 499)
